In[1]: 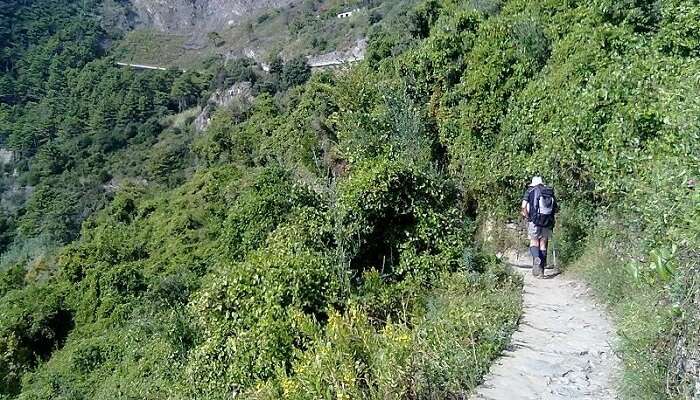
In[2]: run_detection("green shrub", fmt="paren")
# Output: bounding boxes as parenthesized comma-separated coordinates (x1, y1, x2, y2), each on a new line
(281, 56, 312, 89)
(244, 264, 521, 400)
(219, 167, 319, 260)
(4, 0, 699, 398)
(335, 158, 467, 281)
(412, 266, 521, 397)
(0, 264, 24, 298)
(573, 242, 672, 398)
(0, 284, 73, 396)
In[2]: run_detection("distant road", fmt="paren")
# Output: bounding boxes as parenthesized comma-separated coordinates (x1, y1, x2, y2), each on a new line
(308, 57, 363, 69)
(116, 62, 186, 72)
(116, 56, 361, 72)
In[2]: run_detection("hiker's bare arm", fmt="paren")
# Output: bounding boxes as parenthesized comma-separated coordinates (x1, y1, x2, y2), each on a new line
(521, 200, 528, 219)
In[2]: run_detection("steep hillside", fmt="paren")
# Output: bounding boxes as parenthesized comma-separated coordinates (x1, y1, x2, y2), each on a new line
(1, 1, 522, 398)
(1, 0, 699, 399)
(110, 0, 415, 69)
(128, 0, 300, 34)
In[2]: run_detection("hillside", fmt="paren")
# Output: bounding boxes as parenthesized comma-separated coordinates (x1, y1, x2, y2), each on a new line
(127, 0, 300, 34)
(1, 0, 699, 399)
(108, 0, 414, 69)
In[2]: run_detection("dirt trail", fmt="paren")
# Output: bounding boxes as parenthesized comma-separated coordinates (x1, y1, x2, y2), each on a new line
(471, 250, 620, 400)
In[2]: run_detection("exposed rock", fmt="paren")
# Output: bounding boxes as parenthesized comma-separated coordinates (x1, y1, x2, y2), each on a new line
(0, 182, 33, 214)
(129, 0, 300, 35)
(102, 177, 149, 194)
(101, 0, 141, 35)
(307, 38, 367, 69)
(225, 47, 266, 67)
(0, 148, 12, 165)
(195, 82, 254, 132)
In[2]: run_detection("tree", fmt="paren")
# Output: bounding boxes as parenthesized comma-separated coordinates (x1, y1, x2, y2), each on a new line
(170, 71, 207, 111)
(269, 56, 284, 75)
(224, 58, 257, 86)
(281, 56, 311, 89)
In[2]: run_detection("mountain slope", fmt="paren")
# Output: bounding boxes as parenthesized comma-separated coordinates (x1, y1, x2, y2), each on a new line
(0, 0, 698, 399)
(110, 0, 415, 69)
(128, 0, 301, 34)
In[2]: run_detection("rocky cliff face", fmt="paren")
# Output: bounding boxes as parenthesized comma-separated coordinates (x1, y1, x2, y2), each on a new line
(307, 38, 366, 68)
(195, 82, 254, 132)
(0, 148, 12, 165)
(129, 0, 299, 34)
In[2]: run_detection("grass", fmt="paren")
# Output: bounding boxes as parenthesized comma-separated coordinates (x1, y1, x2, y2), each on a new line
(570, 239, 674, 399)
(113, 29, 206, 69)
(410, 267, 523, 398)
(162, 107, 201, 130)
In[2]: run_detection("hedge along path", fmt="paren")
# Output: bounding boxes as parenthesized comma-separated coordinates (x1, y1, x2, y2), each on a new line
(471, 249, 620, 400)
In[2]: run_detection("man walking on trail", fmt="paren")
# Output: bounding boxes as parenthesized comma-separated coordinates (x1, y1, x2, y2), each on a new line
(521, 176, 558, 277)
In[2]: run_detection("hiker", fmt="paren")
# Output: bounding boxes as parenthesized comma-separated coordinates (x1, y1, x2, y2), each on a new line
(521, 176, 558, 277)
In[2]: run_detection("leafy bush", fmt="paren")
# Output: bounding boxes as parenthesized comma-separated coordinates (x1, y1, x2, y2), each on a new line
(0, 284, 73, 396)
(244, 264, 520, 400)
(335, 158, 467, 281)
(411, 266, 521, 397)
(281, 56, 312, 89)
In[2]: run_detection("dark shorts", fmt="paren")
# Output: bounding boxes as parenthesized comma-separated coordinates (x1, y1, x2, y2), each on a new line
(528, 222, 552, 240)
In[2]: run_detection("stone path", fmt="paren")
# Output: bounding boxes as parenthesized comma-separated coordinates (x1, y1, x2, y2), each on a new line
(471, 251, 620, 400)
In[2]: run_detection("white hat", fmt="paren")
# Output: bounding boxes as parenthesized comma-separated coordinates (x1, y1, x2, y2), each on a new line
(529, 176, 543, 187)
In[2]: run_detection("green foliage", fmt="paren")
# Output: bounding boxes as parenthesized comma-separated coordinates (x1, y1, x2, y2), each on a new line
(0, 283, 73, 396)
(0, 4, 192, 257)
(596, 0, 661, 32)
(3, 0, 698, 398)
(410, 266, 520, 397)
(574, 244, 673, 398)
(0, 265, 24, 303)
(654, 0, 700, 57)
(571, 157, 698, 398)
(281, 56, 312, 90)
(243, 264, 520, 400)
(0, 212, 14, 255)
(186, 212, 338, 397)
(171, 71, 211, 112)
(0, 0, 103, 103)
(219, 167, 319, 260)
(221, 58, 258, 87)
(407, 0, 442, 39)
(336, 158, 467, 281)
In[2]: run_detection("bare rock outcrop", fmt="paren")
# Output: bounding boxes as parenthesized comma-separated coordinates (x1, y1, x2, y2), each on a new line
(195, 82, 254, 132)
(129, 0, 300, 35)
(307, 38, 367, 69)
(0, 148, 13, 165)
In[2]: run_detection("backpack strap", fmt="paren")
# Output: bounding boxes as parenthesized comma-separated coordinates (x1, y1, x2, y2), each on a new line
(529, 186, 541, 221)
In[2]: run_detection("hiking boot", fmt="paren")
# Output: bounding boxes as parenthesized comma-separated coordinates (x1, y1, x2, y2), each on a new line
(532, 257, 542, 276)
(539, 258, 547, 278)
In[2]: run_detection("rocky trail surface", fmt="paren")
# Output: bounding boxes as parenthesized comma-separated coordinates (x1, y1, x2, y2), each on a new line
(471, 251, 621, 400)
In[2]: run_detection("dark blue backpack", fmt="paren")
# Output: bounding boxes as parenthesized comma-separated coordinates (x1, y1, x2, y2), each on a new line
(530, 186, 556, 228)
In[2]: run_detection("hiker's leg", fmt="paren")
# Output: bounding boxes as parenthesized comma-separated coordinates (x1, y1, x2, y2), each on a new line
(528, 223, 540, 259)
(527, 222, 543, 276)
(538, 236, 548, 267)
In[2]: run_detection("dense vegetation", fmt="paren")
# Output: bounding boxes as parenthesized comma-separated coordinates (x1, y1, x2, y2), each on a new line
(1, 0, 699, 399)
(1, 0, 522, 399)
